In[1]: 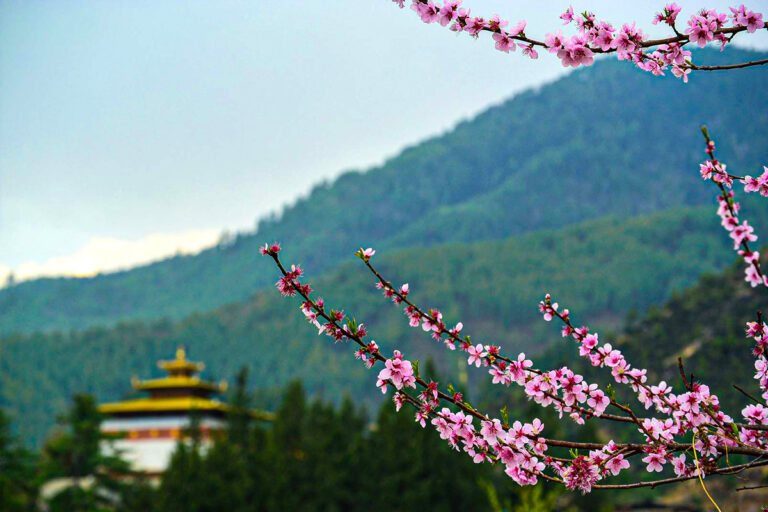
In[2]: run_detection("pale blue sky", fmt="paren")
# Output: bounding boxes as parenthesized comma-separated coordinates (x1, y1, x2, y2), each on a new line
(2, 0, 767, 279)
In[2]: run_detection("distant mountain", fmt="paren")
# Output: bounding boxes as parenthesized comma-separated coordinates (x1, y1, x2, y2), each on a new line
(4, 198, 768, 445)
(1, 48, 767, 335)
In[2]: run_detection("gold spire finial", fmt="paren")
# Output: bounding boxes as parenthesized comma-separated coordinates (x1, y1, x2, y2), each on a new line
(158, 347, 204, 374)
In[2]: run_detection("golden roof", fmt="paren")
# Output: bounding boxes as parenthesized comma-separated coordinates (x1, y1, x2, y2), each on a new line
(97, 347, 274, 421)
(98, 397, 275, 420)
(99, 397, 227, 414)
(132, 376, 227, 393)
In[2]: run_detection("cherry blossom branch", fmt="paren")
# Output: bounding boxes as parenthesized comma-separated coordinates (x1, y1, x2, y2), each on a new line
(360, 257, 642, 426)
(359, 254, 768, 455)
(262, 243, 768, 493)
(393, 1, 767, 81)
(262, 248, 580, 485)
(699, 126, 768, 290)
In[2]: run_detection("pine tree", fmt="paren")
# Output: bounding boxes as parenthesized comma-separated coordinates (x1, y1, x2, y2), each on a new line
(0, 410, 39, 511)
(41, 393, 129, 512)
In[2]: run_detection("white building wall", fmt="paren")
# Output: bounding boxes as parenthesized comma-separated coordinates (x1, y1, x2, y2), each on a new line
(101, 416, 225, 473)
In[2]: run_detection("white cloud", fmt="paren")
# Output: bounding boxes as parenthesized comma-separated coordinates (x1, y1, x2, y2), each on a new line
(1, 229, 221, 285)
(0, 263, 12, 287)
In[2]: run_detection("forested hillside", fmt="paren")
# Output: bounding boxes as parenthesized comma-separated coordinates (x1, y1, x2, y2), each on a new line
(1, 48, 766, 335)
(4, 196, 767, 445)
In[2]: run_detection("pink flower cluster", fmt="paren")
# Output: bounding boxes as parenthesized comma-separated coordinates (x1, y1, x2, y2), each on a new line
(545, 299, 698, 406)
(536, 294, 765, 476)
(686, 9, 728, 48)
(376, 350, 417, 393)
(431, 409, 549, 486)
(742, 167, 768, 197)
(376, 279, 615, 424)
(731, 4, 765, 32)
(653, 3, 682, 26)
(700, 138, 767, 288)
(367, 260, 768, 489)
(276, 264, 309, 297)
(390, 1, 767, 80)
(747, 321, 768, 405)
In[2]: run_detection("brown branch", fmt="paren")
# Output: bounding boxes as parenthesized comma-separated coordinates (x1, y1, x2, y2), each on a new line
(700, 126, 765, 285)
(685, 57, 768, 71)
(736, 483, 768, 492)
(594, 458, 768, 490)
(734, 384, 762, 405)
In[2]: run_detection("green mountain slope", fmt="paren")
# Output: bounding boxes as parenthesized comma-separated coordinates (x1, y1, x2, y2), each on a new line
(1, 48, 767, 335)
(4, 198, 766, 445)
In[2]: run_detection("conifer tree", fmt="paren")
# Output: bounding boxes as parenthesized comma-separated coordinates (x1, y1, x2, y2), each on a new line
(0, 410, 38, 512)
(42, 394, 128, 512)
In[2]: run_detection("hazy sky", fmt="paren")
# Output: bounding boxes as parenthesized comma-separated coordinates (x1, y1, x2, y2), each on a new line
(2, 0, 767, 281)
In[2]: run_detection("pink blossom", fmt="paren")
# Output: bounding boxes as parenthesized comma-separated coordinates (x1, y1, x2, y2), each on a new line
(464, 16, 487, 36)
(731, 221, 758, 249)
(489, 364, 511, 385)
(642, 452, 665, 472)
(562, 456, 599, 494)
(746, 321, 767, 339)
(376, 350, 416, 393)
(654, 3, 682, 26)
(672, 454, 688, 476)
(467, 344, 486, 367)
(509, 353, 533, 384)
(412, 0, 439, 23)
(686, 14, 716, 47)
(437, 0, 461, 26)
(508, 19, 526, 37)
(587, 388, 610, 416)
(612, 23, 645, 60)
(560, 6, 574, 25)
(606, 454, 630, 476)
(521, 44, 539, 59)
(487, 14, 508, 32)
(742, 167, 768, 196)
(745, 266, 764, 287)
(259, 242, 281, 255)
(492, 31, 515, 53)
(544, 30, 566, 53)
(731, 4, 764, 33)
(557, 37, 594, 68)
(743, 404, 768, 425)
(393, 392, 405, 411)
(421, 309, 443, 331)
(699, 161, 716, 179)
(361, 247, 375, 260)
(480, 419, 504, 444)
(594, 27, 614, 51)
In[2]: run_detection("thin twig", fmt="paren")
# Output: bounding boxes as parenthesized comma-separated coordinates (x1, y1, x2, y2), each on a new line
(733, 384, 762, 405)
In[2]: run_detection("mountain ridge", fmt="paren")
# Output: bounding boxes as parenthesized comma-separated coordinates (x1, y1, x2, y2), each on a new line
(1, 48, 766, 336)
